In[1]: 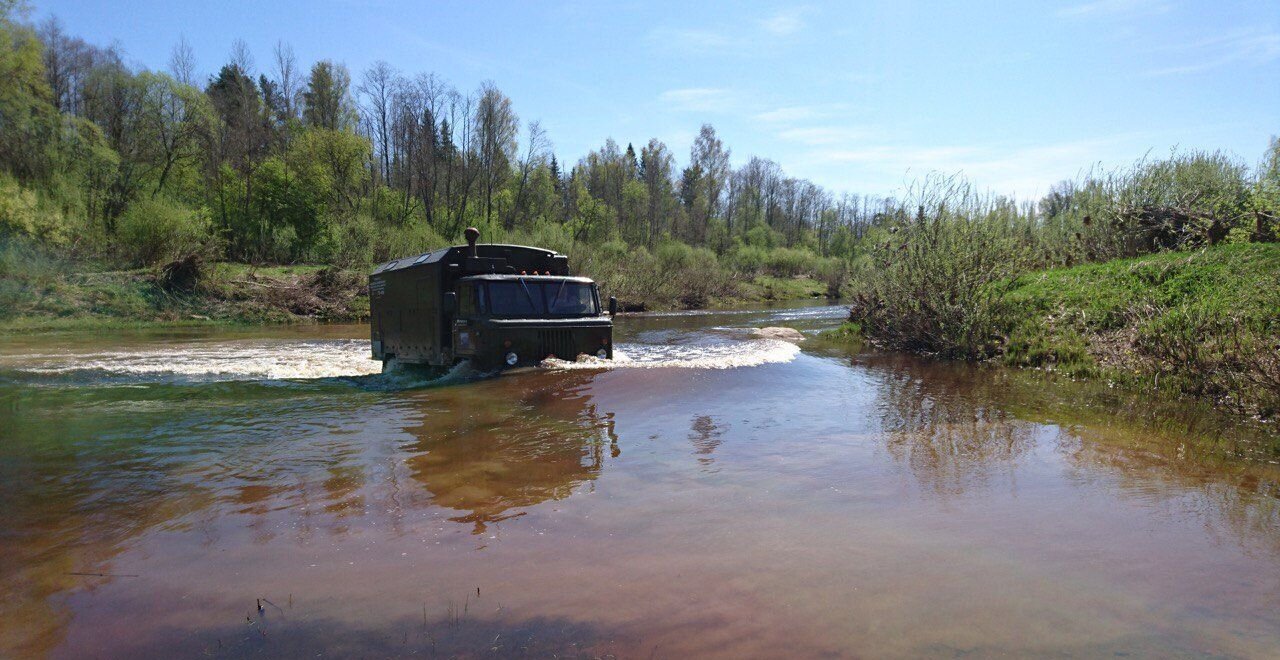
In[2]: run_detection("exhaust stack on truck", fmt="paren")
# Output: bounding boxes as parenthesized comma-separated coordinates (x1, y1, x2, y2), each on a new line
(369, 228, 617, 370)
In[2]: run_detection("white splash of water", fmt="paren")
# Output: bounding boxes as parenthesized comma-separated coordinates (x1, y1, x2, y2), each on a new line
(542, 338, 800, 370)
(7, 339, 382, 382)
(4, 332, 801, 385)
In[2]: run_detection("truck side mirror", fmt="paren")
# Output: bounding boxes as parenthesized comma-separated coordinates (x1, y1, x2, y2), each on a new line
(609, 296, 618, 316)
(442, 292, 458, 315)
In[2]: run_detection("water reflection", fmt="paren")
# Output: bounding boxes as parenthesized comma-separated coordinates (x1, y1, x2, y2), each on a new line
(402, 371, 618, 534)
(689, 415, 726, 469)
(871, 359, 1037, 497)
(861, 351, 1280, 558)
(1, 311, 1279, 658)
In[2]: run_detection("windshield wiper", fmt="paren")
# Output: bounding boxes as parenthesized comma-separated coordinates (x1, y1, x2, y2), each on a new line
(551, 278, 568, 313)
(517, 278, 540, 314)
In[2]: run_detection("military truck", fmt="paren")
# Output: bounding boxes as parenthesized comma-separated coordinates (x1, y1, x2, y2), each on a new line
(369, 228, 616, 371)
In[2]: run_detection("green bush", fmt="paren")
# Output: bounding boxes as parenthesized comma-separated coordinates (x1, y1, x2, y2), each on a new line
(0, 176, 71, 245)
(763, 246, 819, 277)
(655, 241, 698, 270)
(115, 197, 213, 266)
(726, 243, 768, 274)
(848, 178, 1033, 358)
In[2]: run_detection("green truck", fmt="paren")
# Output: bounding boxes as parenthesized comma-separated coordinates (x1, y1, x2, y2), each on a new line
(369, 228, 616, 371)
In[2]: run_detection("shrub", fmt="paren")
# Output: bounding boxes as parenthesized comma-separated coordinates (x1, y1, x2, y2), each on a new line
(115, 197, 212, 267)
(763, 247, 819, 277)
(848, 177, 1033, 358)
(655, 240, 698, 270)
(726, 243, 768, 274)
(0, 176, 70, 245)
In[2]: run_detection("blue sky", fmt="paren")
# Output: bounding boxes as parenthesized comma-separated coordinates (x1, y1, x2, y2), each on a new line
(32, 0, 1279, 199)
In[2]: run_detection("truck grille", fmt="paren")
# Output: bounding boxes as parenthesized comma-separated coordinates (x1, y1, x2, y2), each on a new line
(538, 329, 577, 360)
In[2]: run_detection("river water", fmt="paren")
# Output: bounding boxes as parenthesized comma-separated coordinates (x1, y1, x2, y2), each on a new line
(1, 303, 1278, 658)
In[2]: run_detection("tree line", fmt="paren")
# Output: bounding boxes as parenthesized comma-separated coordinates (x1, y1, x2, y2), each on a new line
(2, 3, 1275, 282)
(0, 5, 894, 269)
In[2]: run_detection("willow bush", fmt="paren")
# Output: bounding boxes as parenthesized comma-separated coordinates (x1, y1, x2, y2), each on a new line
(848, 177, 1035, 358)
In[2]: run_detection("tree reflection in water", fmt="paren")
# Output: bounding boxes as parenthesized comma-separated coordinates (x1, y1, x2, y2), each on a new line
(860, 351, 1280, 557)
(867, 354, 1038, 498)
(401, 370, 619, 534)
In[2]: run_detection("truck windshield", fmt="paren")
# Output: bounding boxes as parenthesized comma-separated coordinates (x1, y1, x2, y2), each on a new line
(486, 280, 598, 317)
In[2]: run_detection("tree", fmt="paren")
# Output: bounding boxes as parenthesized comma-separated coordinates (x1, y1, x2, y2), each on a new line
(473, 81, 517, 225)
(302, 60, 354, 131)
(168, 35, 196, 86)
(624, 142, 639, 179)
(271, 41, 299, 120)
(505, 119, 549, 230)
(206, 61, 268, 245)
(358, 60, 399, 184)
(689, 123, 730, 244)
(640, 138, 675, 247)
(136, 71, 213, 197)
(0, 5, 56, 180)
(678, 163, 702, 242)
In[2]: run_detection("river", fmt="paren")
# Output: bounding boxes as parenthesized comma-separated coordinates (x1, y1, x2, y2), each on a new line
(1, 303, 1278, 658)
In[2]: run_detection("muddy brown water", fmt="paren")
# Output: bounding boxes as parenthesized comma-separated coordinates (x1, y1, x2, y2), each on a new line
(1, 303, 1278, 658)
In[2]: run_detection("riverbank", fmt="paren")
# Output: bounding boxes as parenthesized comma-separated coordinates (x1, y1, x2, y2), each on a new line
(1002, 243, 1279, 417)
(0, 254, 831, 331)
(849, 243, 1280, 418)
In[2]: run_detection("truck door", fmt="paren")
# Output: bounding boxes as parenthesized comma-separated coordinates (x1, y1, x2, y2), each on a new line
(451, 283, 480, 356)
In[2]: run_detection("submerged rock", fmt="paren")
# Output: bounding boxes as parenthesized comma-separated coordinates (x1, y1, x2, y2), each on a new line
(752, 326, 806, 342)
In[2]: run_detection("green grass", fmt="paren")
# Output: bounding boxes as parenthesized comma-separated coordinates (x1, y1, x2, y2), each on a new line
(736, 275, 828, 303)
(814, 321, 864, 347)
(999, 243, 1280, 416)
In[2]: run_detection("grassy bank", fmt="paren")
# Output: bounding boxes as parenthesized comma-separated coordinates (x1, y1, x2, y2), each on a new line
(849, 243, 1279, 417)
(1000, 244, 1279, 416)
(0, 252, 369, 331)
(0, 241, 833, 331)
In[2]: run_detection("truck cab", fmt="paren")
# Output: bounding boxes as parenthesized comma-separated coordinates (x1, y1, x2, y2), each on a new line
(369, 228, 616, 371)
(452, 274, 612, 369)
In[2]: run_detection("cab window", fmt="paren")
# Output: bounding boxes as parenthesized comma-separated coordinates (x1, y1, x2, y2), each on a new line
(488, 281, 541, 316)
(544, 281, 598, 316)
(458, 283, 480, 316)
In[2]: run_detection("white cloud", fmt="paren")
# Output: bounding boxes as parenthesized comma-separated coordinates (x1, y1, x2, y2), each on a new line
(646, 27, 734, 54)
(649, 8, 809, 57)
(758, 9, 806, 36)
(752, 104, 851, 123)
(1056, 0, 1169, 18)
(776, 126, 875, 146)
(805, 137, 1126, 197)
(659, 88, 738, 113)
(1147, 28, 1280, 75)
(754, 106, 820, 123)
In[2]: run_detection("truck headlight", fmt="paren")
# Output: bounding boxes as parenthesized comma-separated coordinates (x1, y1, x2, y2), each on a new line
(596, 348, 608, 359)
(505, 351, 519, 366)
